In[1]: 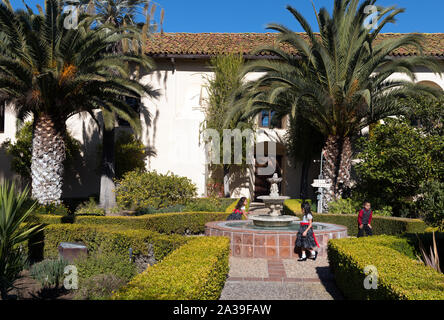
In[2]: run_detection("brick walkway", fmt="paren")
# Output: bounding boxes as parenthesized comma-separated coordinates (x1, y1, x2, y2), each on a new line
(220, 256, 343, 300)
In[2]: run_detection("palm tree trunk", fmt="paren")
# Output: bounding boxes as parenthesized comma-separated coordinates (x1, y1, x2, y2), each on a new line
(321, 135, 340, 212)
(223, 164, 230, 198)
(321, 135, 354, 211)
(31, 114, 66, 205)
(336, 136, 353, 198)
(99, 127, 117, 212)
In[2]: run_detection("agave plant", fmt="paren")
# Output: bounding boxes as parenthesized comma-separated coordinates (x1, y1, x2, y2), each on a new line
(0, 182, 43, 300)
(227, 0, 442, 210)
(416, 232, 441, 274)
(0, 0, 156, 205)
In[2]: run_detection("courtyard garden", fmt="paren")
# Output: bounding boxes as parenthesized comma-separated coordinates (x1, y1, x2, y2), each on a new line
(0, 0, 443, 303)
(1, 175, 443, 300)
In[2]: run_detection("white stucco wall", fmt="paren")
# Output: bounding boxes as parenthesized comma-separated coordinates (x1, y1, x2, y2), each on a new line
(0, 103, 19, 184)
(0, 59, 443, 200)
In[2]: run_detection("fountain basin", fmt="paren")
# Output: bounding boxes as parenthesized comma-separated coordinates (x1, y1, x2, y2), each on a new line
(205, 220, 348, 258)
(255, 195, 290, 220)
(248, 214, 299, 227)
(257, 195, 291, 202)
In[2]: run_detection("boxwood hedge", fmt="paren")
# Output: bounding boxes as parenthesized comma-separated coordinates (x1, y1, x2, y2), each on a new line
(112, 236, 230, 300)
(28, 224, 189, 262)
(328, 236, 444, 300)
(30, 211, 231, 235)
(284, 200, 426, 235)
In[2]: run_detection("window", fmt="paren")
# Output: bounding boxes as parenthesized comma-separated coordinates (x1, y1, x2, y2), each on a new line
(117, 97, 141, 127)
(259, 110, 283, 129)
(0, 103, 5, 133)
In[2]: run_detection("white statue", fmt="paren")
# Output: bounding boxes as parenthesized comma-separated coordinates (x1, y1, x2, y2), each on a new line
(268, 173, 282, 197)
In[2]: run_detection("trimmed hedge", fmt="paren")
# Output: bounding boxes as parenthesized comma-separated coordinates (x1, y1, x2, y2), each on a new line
(28, 224, 189, 262)
(328, 236, 444, 300)
(283, 199, 312, 214)
(283, 200, 426, 235)
(30, 211, 231, 235)
(112, 236, 230, 300)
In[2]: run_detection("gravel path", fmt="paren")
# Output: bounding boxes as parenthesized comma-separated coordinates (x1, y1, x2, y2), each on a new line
(220, 256, 343, 300)
(220, 281, 341, 300)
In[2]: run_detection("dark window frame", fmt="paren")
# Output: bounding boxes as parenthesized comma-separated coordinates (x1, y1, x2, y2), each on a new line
(258, 110, 283, 129)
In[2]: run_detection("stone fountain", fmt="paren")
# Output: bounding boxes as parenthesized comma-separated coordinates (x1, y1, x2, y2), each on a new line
(249, 173, 299, 227)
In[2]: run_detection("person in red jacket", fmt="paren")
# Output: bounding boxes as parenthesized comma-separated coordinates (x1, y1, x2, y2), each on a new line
(357, 201, 373, 237)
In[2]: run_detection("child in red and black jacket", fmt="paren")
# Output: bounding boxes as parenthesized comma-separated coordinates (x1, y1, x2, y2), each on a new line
(357, 201, 373, 237)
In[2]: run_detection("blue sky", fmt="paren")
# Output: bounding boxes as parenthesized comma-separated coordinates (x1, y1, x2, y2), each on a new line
(10, 0, 444, 33)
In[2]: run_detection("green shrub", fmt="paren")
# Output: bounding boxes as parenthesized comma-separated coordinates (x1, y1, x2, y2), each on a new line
(135, 198, 235, 214)
(282, 199, 312, 215)
(354, 119, 443, 217)
(136, 204, 186, 215)
(74, 253, 137, 286)
(283, 201, 425, 235)
(32, 212, 231, 235)
(75, 198, 105, 216)
(115, 170, 197, 211)
(374, 205, 393, 217)
(112, 237, 230, 300)
(114, 132, 149, 180)
(186, 197, 236, 213)
(328, 236, 444, 300)
(29, 224, 189, 262)
(97, 131, 150, 180)
(34, 203, 70, 216)
(327, 198, 360, 214)
(416, 180, 444, 231)
(29, 258, 69, 289)
(75, 273, 127, 300)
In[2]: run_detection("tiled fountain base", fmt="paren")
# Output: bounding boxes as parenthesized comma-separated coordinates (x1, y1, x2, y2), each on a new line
(205, 221, 348, 258)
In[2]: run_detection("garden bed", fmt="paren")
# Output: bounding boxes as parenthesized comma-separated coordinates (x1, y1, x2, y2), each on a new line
(113, 237, 230, 300)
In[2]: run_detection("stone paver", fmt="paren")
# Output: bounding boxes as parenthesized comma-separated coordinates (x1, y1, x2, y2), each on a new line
(228, 257, 269, 278)
(283, 256, 334, 280)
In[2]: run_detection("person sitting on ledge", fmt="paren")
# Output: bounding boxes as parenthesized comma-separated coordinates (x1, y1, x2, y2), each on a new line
(226, 197, 249, 220)
(295, 202, 319, 261)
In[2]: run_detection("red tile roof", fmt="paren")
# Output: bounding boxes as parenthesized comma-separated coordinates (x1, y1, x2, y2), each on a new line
(145, 32, 444, 58)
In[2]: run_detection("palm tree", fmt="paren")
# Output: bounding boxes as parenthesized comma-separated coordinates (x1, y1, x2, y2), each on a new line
(227, 0, 441, 210)
(201, 54, 252, 198)
(80, 0, 162, 211)
(0, 0, 154, 205)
